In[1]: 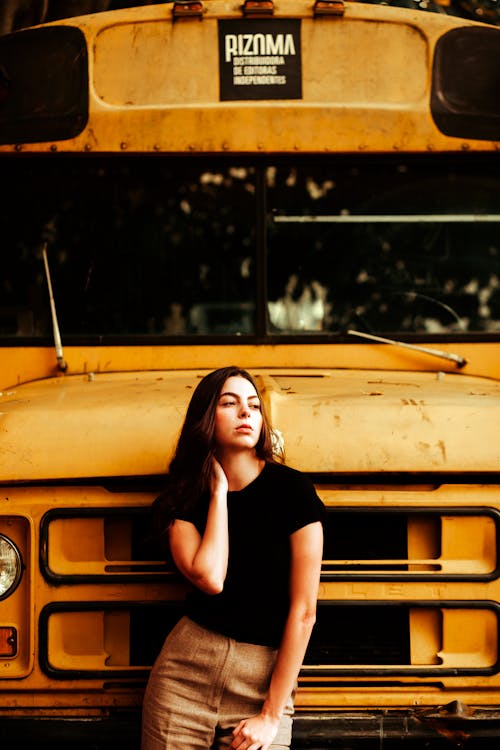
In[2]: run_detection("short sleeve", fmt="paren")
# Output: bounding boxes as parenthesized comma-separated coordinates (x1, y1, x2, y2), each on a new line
(281, 467, 326, 535)
(174, 494, 209, 535)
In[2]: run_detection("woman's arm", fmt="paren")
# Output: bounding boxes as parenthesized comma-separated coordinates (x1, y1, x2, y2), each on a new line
(168, 458, 229, 595)
(230, 520, 323, 750)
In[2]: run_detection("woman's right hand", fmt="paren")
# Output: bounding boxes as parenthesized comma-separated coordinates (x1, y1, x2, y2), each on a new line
(211, 457, 229, 496)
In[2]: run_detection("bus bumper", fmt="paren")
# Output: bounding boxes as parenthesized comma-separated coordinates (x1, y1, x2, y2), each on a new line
(1, 704, 500, 748)
(293, 703, 500, 748)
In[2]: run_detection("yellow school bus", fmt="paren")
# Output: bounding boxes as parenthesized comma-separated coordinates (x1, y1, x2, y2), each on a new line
(1, 1, 500, 746)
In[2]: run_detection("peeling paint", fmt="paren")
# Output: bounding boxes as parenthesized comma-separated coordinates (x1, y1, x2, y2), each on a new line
(437, 440, 447, 462)
(1, 368, 500, 479)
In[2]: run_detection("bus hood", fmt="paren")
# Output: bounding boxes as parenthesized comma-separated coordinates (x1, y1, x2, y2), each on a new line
(1, 369, 499, 481)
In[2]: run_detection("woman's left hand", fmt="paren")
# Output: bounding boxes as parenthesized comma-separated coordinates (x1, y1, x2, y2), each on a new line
(229, 713, 280, 750)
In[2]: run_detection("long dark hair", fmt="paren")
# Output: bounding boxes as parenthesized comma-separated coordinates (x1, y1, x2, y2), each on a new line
(153, 366, 276, 544)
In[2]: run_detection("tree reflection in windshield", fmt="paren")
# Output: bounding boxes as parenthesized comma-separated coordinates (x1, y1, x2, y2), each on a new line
(0, 159, 256, 337)
(1, 156, 499, 340)
(267, 162, 500, 335)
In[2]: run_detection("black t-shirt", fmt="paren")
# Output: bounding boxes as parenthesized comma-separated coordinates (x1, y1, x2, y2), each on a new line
(175, 461, 325, 647)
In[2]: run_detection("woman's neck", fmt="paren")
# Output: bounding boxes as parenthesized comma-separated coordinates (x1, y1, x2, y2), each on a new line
(217, 452, 265, 492)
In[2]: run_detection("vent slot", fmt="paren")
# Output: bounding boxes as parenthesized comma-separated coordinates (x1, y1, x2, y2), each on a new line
(39, 601, 500, 680)
(39, 602, 183, 679)
(40, 508, 172, 583)
(321, 507, 498, 580)
(303, 601, 499, 676)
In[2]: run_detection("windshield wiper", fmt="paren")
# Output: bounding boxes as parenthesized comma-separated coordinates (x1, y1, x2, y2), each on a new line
(42, 243, 68, 372)
(347, 329, 467, 369)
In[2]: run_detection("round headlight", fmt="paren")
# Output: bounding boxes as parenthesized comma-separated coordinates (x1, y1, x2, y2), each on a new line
(0, 534, 23, 599)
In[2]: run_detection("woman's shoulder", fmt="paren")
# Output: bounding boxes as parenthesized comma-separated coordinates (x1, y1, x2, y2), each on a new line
(264, 461, 316, 491)
(265, 459, 306, 477)
(264, 462, 325, 530)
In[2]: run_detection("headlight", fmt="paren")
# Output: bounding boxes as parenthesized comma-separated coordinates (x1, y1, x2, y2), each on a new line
(0, 534, 22, 599)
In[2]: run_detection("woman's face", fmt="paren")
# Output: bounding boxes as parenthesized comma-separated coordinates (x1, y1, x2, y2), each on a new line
(214, 375, 263, 453)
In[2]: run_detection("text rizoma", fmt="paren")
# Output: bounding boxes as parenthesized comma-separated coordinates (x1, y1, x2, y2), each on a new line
(225, 33, 296, 62)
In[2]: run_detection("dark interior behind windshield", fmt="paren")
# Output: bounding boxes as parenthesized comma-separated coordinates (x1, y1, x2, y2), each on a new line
(1, 156, 499, 340)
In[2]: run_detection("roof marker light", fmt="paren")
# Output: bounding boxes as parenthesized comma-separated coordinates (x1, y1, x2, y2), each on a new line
(172, 1, 204, 19)
(242, 1, 274, 17)
(313, 0, 345, 16)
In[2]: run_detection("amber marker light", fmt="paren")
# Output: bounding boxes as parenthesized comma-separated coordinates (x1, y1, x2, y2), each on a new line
(313, 0, 345, 16)
(242, 1, 274, 17)
(0, 627, 17, 657)
(172, 1, 204, 18)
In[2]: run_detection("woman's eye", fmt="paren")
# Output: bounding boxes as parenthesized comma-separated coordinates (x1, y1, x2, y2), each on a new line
(250, 403, 261, 409)
(221, 400, 235, 407)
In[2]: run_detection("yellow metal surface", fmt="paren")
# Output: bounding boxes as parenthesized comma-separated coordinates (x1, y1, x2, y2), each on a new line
(0, 485, 176, 711)
(47, 611, 132, 671)
(439, 609, 497, 668)
(93, 10, 426, 108)
(2, 340, 500, 394)
(1, 483, 500, 712)
(0, 1, 498, 154)
(0, 515, 33, 678)
(1, 367, 500, 481)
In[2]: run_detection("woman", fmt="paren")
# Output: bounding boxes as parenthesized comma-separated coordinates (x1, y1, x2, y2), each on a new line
(142, 366, 324, 750)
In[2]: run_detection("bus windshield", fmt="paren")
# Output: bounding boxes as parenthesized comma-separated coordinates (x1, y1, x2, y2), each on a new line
(1, 155, 499, 340)
(267, 160, 500, 337)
